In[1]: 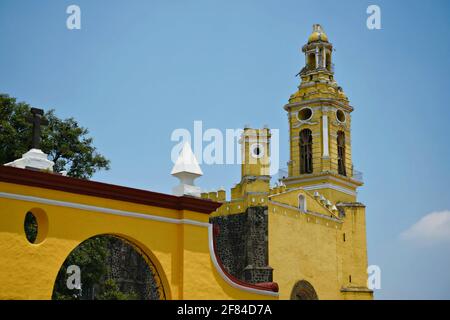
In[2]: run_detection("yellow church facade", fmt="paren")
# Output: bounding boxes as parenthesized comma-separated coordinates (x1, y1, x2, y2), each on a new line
(205, 24, 372, 300)
(0, 24, 372, 300)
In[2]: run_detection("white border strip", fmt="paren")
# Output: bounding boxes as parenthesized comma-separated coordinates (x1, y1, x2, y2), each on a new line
(0, 192, 209, 227)
(207, 225, 278, 297)
(322, 115, 329, 158)
(302, 184, 356, 196)
(0, 191, 278, 297)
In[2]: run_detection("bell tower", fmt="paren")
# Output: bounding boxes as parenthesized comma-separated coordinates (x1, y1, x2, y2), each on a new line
(241, 127, 271, 178)
(282, 24, 362, 203)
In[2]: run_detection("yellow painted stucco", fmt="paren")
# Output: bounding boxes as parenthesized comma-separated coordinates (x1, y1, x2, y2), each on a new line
(0, 180, 276, 300)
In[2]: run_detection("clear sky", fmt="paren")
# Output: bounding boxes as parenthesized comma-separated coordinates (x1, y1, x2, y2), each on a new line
(1, 0, 450, 299)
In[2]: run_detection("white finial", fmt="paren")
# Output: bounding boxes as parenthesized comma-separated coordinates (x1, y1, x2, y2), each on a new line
(171, 142, 203, 197)
(4, 148, 54, 172)
(320, 195, 326, 204)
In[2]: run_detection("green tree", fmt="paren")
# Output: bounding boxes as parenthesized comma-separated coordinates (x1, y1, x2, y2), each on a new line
(52, 236, 140, 300)
(0, 93, 110, 179)
(97, 279, 139, 300)
(52, 236, 110, 300)
(0, 94, 143, 300)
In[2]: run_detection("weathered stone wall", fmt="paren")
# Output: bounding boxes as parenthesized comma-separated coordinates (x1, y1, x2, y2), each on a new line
(210, 206, 273, 284)
(107, 237, 161, 300)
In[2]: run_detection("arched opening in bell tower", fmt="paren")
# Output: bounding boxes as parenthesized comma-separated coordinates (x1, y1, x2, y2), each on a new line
(337, 131, 347, 176)
(299, 129, 313, 174)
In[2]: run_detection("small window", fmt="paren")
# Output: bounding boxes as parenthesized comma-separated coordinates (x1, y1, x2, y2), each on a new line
(326, 53, 331, 71)
(250, 143, 264, 159)
(336, 109, 346, 123)
(307, 54, 315, 69)
(24, 209, 48, 244)
(298, 108, 313, 121)
(24, 212, 38, 243)
(298, 194, 307, 212)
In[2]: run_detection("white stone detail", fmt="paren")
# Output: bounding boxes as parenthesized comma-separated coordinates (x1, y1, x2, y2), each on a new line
(4, 148, 54, 171)
(171, 142, 203, 197)
(322, 115, 329, 158)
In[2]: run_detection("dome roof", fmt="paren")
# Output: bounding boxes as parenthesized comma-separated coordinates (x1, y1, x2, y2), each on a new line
(308, 24, 328, 43)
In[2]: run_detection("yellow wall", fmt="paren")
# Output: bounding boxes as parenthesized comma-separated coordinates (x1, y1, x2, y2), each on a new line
(268, 189, 372, 300)
(0, 181, 277, 300)
(269, 205, 342, 299)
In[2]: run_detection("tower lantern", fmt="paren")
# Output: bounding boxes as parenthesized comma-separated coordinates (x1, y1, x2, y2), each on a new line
(300, 24, 334, 82)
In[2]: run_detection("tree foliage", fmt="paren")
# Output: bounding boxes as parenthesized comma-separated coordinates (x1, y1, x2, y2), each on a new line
(52, 236, 110, 300)
(0, 94, 145, 300)
(0, 93, 110, 179)
(52, 236, 140, 300)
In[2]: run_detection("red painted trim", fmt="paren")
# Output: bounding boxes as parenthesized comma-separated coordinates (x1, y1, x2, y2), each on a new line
(212, 224, 279, 293)
(0, 166, 221, 214)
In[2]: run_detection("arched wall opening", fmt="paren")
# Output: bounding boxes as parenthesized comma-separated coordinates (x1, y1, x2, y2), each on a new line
(51, 234, 168, 300)
(290, 280, 319, 300)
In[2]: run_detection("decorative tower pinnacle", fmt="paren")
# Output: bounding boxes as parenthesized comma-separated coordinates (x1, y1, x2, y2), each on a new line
(171, 142, 203, 197)
(299, 24, 334, 82)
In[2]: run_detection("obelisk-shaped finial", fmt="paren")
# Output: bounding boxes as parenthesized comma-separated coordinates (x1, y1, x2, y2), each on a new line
(171, 142, 203, 197)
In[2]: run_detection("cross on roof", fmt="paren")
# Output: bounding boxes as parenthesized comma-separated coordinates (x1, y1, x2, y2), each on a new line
(27, 108, 48, 149)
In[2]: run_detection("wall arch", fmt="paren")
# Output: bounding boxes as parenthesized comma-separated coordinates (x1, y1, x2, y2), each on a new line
(51, 233, 170, 300)
(290, 280, 319, 300)
(111, 232, 172, 300)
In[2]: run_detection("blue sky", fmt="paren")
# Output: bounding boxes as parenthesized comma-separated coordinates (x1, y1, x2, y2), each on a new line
(1, 0, 450, 299)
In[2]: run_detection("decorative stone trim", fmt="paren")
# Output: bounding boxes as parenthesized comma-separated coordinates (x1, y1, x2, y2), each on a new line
(269, 200, 342, 223)
(340, 286, 373, 293)
(0, 166, 221, 214)
(336, 202, 366, 208)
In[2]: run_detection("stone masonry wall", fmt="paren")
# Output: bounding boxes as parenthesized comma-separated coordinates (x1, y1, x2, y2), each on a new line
(210, 206, 273, 284)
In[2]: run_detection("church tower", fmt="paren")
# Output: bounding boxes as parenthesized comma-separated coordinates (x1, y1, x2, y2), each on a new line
(241, 127, 271, 179)
(207, 25, 371, 299)
(282, 24, 362, 203)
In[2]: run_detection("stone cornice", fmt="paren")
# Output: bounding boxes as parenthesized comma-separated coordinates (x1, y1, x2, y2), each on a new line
(282, 171, 363, 188)
(0, 166, 221, 214)
(284, 98, 354, 113)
